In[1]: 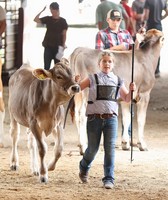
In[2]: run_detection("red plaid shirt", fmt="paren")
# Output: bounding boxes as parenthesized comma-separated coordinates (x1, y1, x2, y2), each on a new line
(95, 27, 134, 50)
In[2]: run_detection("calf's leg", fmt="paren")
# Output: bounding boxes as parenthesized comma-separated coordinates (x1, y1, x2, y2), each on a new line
(48, 127, 63, 171)
(74, 92, 88, 155)
(48, 105, 64, 171)
(30, 119, 48, 183)
(27, 129, 39, 175)
(136, 94, 149, 151)
(120, 102, 131, 150)
(0, 110, 5, 147)
(10, 116, 20, 170)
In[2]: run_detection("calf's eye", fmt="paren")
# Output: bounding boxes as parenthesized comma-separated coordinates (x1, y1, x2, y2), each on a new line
(56, 75, 62, 79)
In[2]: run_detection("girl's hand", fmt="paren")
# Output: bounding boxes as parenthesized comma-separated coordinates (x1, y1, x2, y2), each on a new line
(129, 82, 136, 91)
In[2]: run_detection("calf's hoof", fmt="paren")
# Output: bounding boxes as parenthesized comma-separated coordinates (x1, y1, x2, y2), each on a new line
(10, 165, 19, 171)
(48, 163, 56, 171)
(121, 142, 130, 151)
(137, 142, 148, 151)
(78, 144, 85, 155)
(33, 171, 39, 176)
(40, 175, 48, 183)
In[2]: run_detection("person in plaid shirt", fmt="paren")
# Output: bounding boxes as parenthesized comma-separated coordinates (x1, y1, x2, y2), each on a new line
(95, 9, 134, 50)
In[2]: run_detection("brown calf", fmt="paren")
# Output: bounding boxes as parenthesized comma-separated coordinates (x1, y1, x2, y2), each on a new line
(69, 29, 164, 154)
(8, 59, 80, 183)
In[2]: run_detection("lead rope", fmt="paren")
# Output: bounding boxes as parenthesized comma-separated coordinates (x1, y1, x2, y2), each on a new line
(63, 96, 74, 129)
(131, 43, 135, 163)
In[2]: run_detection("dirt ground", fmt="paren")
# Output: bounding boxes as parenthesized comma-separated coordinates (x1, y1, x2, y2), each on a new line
(0, 70, 167, 200)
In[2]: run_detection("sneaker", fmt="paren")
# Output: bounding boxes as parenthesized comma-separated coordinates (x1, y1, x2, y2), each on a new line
(79, 171, 88, 183)
(104, 181, 114, 189)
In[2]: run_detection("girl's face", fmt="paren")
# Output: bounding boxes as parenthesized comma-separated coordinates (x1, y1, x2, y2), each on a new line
(99, 55, 114, 74)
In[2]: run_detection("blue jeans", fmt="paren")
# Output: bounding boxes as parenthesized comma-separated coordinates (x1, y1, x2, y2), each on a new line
(79, 115, 118, 183)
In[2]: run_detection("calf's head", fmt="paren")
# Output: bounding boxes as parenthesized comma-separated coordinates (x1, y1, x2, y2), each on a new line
(139, 29, 164, 49)
(32, 58, 80, 97)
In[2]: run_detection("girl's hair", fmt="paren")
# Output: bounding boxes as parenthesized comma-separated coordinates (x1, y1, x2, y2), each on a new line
(98, 51, 115, 63)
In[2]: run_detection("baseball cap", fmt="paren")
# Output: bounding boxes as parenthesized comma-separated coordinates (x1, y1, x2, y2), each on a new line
(107, 9, 122, 20)
(50, 2, 59, 10)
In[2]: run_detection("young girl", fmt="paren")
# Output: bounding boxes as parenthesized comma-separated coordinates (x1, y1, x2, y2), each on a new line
(76, 51, 136, 189)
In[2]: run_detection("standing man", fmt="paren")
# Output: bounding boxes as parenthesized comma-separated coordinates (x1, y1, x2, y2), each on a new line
(96, 0, 129, 30)
(34, 2, 68, 70)
(132, 0, 146, 33)
(120, 0, 136, 37)
(144, 0, 168, 77)
(0, 5, 6, 146)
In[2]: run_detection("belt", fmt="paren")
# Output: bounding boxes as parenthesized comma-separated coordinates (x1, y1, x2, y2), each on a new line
(88, 113, 114, 119)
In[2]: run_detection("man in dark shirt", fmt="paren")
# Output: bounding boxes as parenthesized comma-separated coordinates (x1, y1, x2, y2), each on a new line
(144, 0, 168, 77)
(34, 2, 68, 70)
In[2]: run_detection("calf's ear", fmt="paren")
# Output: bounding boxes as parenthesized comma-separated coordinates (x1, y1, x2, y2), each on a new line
(136, 32, 145, 44)
(159, 36, 164, 46)
(32, 68, 52, 80)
